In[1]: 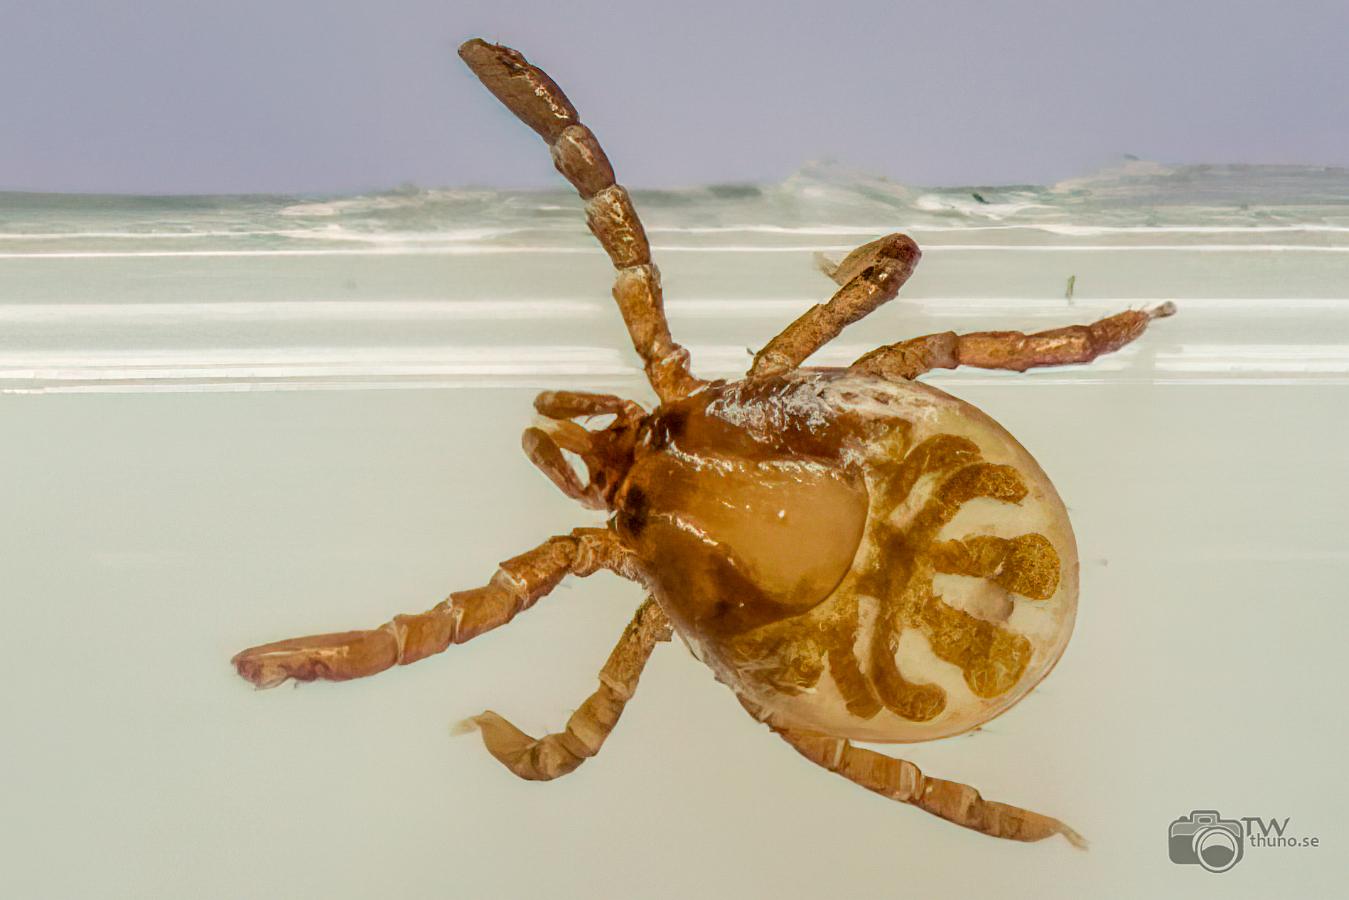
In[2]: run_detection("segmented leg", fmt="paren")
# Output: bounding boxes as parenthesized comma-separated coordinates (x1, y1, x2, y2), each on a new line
(749, 233, 922, 379)
(739, 698, 1084, 847)
(459, 40, 702, 403)
(462, 599, 672, 781)
(232, 529, 636, 688)
(851, 302, 1176, 379)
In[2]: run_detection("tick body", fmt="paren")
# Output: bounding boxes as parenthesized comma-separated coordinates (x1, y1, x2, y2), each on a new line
(233, 38, 1174, 848)
(625, 371, 1078, 745)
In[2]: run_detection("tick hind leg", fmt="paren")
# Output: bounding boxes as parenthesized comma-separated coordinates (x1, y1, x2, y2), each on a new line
(741, 698, 1085, 847)
(232, 529, 637, 688)
(852, 302, 1176, 379)
(462, 599, 671, 781)
(749, 233, 922, 379)
(459, 40, 701, 403)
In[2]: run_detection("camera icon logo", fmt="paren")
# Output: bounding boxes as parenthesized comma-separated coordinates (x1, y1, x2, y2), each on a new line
(1169, 810, 1244, 873)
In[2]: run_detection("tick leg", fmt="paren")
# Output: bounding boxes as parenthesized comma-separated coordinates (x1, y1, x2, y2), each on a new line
(851, 303, 1176, 379)
(459, 40, 702, 403)
(741, 698, 1085, 847)
(462, 598, 672, 781)
(748, 233, 922, 379)
(232, 529, 637, 688)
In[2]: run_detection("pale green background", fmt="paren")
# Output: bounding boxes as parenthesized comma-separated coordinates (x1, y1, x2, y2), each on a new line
(2, 238, 1346, 897)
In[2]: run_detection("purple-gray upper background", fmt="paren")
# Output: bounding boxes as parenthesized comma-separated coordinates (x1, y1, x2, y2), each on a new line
(3, 0, 1346, 194)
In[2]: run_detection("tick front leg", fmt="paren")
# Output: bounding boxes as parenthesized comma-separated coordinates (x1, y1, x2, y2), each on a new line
(740, 698, 1085, 847)
(462, 598, 671, 781)
(459, 40, 702, 403)
(232, 529, 636, 688)
(851, 303, 1176, 379)
(749, 234, 922, 379)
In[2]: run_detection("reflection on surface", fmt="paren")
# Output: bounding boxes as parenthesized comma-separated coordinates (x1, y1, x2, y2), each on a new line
(3, 165, 1349, 392)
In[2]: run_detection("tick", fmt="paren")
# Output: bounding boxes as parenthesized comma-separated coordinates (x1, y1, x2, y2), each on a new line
(233, 38, 1175, 847)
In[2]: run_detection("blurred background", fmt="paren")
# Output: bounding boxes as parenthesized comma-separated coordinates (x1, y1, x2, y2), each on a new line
(3, 0, 1347, 194)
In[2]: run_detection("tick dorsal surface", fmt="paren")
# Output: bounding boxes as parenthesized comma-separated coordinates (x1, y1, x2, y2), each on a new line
(618, 451, 871, 637)
(618, 370, 1079, 744)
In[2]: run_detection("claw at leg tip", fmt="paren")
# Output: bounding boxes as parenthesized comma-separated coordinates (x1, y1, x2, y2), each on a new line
(231, 653, 288, 690)
(458, 37, 487, 56)
(450, 713, 490, 737)
(1060, 824, 1089, 851)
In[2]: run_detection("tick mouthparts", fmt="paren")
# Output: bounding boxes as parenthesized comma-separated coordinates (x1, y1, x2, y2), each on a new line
(1148, 301, 1178, 319)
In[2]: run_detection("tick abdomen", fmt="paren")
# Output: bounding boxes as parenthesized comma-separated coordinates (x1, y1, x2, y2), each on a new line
(630, 371, 1080, 744)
